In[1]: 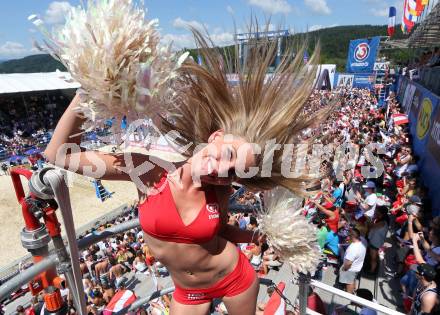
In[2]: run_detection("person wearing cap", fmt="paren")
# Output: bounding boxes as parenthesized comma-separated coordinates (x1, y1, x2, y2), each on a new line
(355, 181, 378, 219)
(311, 200, 339, 234)
(410, 264, 439, 315)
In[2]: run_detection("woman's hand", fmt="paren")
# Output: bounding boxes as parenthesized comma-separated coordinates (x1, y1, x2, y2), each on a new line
(257, 234, 267, 245)
(412, 233, 420, 243)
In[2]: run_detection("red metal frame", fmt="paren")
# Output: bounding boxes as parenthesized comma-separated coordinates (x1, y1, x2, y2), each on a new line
(10, 168, 64, 301)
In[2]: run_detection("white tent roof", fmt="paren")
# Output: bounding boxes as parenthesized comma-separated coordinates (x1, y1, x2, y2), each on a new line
(0, 71, 80, 94)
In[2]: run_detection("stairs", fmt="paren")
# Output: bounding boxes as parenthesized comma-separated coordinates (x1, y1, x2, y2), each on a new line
(93, 179, 114, 202)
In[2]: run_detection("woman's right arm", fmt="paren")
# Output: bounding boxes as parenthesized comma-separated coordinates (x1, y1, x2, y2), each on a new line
(44, 94, 162, 182)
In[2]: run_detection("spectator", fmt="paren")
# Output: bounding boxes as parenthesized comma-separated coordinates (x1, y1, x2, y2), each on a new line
(339, 228, 367, 293)
(355, 181, 377, 219)
(410, 264, 439, 315)
(367, 206, 389, 274)
(312, 201, 339, 234)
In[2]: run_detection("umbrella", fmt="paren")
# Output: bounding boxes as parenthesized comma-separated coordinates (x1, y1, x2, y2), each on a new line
(9, 155, 25, 163)
(24, 148, 42, 155)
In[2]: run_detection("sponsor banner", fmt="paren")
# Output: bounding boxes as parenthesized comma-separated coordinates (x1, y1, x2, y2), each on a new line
(402, 83, 417, 114)
(352, 74, 376, 90)
(336, 74, 354, 88)
(335, 73, 375, 90)
(397, 75, 440, 215)
(373, 62, 390, 72)
(410, 88, 423, 118)
(428, 107, 440, 166)
(416, 96, 435, 141)
(397, 76, 409, 101)
(316, 64, 336, 89)
(346, 37, 381, 73)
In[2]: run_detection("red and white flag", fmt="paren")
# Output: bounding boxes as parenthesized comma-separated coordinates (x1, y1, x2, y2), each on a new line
(264, 282, 286, 315)
(103, 290, 137, 315)
(392, 113, 409, 125)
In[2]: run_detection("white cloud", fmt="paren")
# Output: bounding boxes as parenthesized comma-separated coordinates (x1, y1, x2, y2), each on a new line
(248, 0, 292, 14)
(162, 33, 194, 50)
(364, 0, 402, 19)
(227, 5, 235, 14)
(0, 41, 28, 57)
(370, 7, 389, 17)
(304, 0, 331, 15)
(172, 17, 205, 31)
(211, 31, 234, 47)
(309, 25, 323, 31)
(162, 29, 234, 50)
(30, 46, 41, 53)
(44, 1, 74, 24)
(309, 24, 338, 31)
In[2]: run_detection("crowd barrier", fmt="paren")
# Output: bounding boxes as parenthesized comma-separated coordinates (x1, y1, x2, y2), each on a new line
(397, 75, 440, 216)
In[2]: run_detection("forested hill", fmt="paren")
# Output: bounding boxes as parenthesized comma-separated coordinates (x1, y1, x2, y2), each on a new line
(0, 54, 66, 74)
(0, 24, 410, 74)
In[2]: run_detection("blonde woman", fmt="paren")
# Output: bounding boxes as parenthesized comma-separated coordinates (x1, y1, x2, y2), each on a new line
(45, 29, 327, 314)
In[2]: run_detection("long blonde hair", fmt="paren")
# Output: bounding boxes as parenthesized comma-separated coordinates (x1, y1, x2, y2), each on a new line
(161, 27, 332, 194)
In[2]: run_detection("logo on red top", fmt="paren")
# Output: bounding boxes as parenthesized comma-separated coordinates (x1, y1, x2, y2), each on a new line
(206, 203, 219, 214)
(206, 203, 220, 220)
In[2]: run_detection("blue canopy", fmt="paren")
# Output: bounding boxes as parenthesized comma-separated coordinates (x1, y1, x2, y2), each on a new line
(9, 155, 25, 162)
(24, 148, 41, 155)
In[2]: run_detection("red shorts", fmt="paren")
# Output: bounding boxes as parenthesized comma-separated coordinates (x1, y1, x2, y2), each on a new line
(173, 250, 256, 305)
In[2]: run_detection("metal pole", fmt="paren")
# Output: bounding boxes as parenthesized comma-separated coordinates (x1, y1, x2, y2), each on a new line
(43, 170, 88, 315)
(77, 219, 140, 250)
(298, 273, 310, 315)
(0, 255, 58, 300)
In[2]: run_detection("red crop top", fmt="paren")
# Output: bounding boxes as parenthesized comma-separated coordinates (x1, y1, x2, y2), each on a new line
(139, 174, 221, 244)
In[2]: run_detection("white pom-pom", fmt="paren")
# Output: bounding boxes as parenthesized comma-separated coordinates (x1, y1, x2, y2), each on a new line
(259, 186, 322, 274)
(31, 0, 188, 132)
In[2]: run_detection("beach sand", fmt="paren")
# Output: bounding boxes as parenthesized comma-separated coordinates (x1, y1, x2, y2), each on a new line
(0, 172, 138, 268)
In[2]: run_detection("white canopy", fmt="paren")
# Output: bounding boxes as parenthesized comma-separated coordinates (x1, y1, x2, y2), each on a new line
(0, 71, 80, 94)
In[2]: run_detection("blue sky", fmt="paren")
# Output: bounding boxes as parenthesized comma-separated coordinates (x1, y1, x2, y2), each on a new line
(0, 0, 402, 59)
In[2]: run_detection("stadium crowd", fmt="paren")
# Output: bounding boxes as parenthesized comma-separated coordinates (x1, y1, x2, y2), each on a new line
(0, 94, 69, 153)
(9, 86, 440, 315)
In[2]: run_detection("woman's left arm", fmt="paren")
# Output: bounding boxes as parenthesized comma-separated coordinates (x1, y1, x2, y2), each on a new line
(219, 223, 259, 244)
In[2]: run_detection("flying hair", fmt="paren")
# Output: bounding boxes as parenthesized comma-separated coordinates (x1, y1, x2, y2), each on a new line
(161, 23, 334, 194)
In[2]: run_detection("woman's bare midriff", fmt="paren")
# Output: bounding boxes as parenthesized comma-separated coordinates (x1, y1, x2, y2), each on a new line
(144, 232, 239, 289)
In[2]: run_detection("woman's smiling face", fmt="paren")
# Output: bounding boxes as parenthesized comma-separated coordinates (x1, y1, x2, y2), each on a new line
(194, 130, 257, 186)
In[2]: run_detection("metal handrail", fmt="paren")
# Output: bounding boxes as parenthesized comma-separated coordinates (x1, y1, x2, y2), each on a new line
(0, 219, 140, 302)
(0, 255, 58, 300)
(77, 218, 140, 250)
(310, 279, 405, 315)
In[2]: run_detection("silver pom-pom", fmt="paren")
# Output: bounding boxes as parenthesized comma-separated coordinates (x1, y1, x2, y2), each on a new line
(259, 186, 322, 274)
